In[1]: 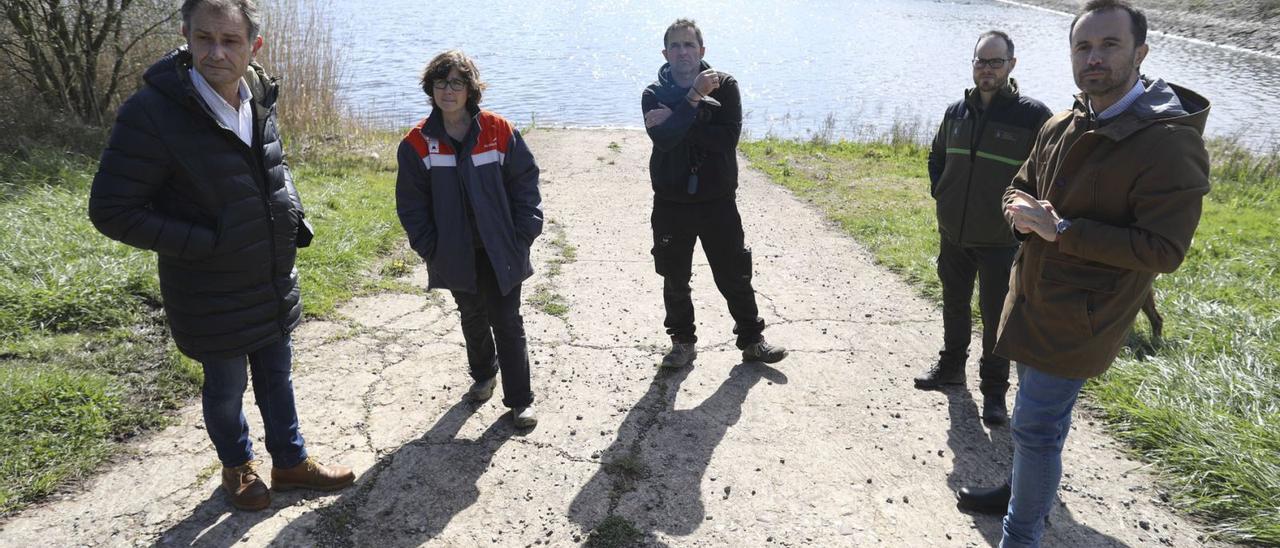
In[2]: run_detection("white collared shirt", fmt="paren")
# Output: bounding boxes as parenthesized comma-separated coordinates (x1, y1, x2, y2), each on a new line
(189, 68, 254, 146)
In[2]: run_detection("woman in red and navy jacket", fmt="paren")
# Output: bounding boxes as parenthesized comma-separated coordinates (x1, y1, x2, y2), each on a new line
(395, 50, 543, 427)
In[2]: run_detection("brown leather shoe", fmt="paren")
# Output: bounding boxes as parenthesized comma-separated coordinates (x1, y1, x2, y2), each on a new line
(222, 459, 270, 511)
(271, 456, 355, 492)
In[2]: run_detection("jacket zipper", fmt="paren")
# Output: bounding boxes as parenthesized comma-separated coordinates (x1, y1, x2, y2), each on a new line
(183, 72, 288, 336)
(248, 114, 286, 336)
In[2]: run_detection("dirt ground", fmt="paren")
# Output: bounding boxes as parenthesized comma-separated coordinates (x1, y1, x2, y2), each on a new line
(1007, 0, 1280, 57)
(0, 129, 1228, 547)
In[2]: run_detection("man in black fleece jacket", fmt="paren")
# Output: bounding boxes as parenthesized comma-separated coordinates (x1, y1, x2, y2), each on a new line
(641, 18, 786, 369)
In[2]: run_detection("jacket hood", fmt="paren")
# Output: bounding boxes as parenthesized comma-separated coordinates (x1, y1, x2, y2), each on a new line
(653, 59, 712, 103)
(1076, 78, 1210, 140)
(143, 46, 279, 113)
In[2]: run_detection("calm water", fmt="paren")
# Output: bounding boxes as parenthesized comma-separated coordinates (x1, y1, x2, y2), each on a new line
(328, 0, 1280, 149)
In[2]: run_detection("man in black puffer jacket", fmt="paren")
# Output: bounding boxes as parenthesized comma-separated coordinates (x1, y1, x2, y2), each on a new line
(89, 0, 351, 512)
(642, 18, 787, 370)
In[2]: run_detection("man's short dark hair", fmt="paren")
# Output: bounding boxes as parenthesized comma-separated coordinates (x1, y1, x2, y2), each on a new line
(181, 0, 261, 39)
(663, 18, 703, 48)
(1070, 0, 1148, 47)
(420, 50, 486, 111)
(975, 30, 1015, 58)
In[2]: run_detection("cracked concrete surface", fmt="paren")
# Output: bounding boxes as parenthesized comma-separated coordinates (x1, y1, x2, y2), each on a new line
(0, 129, 1225, 547)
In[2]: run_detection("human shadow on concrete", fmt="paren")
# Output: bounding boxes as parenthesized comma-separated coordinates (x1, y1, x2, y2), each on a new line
(267, 398, 517, 546)
(568, 361, 787, 545)
(154, 485, 286, 547)
(943, 384, 1130, 547)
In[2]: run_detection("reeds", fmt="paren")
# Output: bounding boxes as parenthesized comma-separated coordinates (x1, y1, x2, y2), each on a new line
(257, 0, 360, 146)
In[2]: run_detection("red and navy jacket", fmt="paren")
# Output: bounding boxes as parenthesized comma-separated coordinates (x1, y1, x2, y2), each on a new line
(395, 106, 542, 296)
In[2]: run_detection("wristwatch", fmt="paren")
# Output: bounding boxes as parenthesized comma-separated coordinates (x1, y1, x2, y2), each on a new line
(1055, 218, 1073, 235)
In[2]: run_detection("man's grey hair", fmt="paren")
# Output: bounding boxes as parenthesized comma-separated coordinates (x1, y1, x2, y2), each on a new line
(181, 0, 261, 39)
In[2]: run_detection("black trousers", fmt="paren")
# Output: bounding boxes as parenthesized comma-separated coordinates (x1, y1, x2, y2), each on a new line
(937, 237, 1018, 396)
(450, 248, 533, 408)
(651, 196, 765, 349)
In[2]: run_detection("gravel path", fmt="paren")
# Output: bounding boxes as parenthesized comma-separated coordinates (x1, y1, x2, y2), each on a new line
(0, 129, 1226, 547)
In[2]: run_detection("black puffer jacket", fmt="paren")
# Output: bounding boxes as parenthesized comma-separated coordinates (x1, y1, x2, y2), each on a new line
(89, 47, 304, 360)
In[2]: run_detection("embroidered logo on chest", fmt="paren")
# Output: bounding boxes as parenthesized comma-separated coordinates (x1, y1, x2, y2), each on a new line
(428, 138, 440, 154)
(993, 129, 1019, 142)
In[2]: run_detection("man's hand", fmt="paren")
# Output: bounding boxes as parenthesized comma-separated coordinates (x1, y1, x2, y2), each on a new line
(691, 69, 722, 98)
(644, 104, 673, 128)
(1005, 189, 1062, 242)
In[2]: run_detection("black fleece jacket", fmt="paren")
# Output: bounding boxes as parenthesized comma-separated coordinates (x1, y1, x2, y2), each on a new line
(641, 60, 742, 203)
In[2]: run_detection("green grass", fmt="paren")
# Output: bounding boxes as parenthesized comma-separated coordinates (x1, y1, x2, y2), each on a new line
(0, 132, 404, 515)
(742, 137, 1280, 544)
(527, 219, 576, 317)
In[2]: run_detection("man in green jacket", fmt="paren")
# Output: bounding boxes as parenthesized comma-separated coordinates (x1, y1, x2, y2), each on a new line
(963, 2, 1211, 545)
(916, 31, 1051, 427)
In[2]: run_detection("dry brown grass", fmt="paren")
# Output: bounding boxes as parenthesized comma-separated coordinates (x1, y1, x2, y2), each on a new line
(257, 0, 360, 147)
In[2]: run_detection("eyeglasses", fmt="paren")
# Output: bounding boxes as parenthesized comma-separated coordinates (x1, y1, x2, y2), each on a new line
(433, 78, 466, 92)
(972, 57, 1009, 69)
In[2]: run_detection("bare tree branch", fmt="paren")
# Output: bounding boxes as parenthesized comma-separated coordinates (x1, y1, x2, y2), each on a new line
(0, 0, 172, 123)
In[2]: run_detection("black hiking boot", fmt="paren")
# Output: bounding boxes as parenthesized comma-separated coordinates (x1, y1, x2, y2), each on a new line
(741, 339, 788, 364)
(914, 361, 964, 389)
(982, 397, 1009, 426)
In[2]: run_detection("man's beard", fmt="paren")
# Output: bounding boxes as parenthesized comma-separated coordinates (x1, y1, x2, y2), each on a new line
(976, 77, 1005, 93)
(1076, 63, 1134, 98)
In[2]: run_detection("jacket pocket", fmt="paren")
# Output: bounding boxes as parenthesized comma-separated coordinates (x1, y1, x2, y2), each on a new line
(1037, 257, 1123, 338)
(1040, 257, 1121, 294)
(1034, 278, 1094, 339)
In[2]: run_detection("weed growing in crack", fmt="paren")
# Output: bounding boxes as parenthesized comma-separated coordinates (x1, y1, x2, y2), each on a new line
(527, 220, 576, 318)
(602, 454, 652, 492)
(587, 515, 642, 548)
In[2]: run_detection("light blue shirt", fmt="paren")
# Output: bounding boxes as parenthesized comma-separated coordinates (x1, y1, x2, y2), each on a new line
(1092, 79, 1146, 121)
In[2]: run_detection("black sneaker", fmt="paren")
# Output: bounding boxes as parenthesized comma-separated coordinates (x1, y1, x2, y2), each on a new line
(913, 362, 964, 389)
(742, 340, 787, 364)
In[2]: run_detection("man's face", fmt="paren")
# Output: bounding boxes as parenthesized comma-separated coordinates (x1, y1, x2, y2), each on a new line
(972, 36, 1015, 93)
(183, 4, 262, 91)
(1070, 9, 1148, 98)
(662, 27, 704, 74)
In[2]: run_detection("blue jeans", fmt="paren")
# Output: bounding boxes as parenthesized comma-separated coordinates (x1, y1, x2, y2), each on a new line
(1001, 363, 1086, 548)
(200, 336, 307, 468)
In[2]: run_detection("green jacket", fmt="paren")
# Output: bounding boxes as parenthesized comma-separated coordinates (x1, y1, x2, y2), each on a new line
(929, 80, 1052, 247)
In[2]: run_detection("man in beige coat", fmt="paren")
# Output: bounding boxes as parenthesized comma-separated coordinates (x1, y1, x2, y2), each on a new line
(967, 1, 1211, 546)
